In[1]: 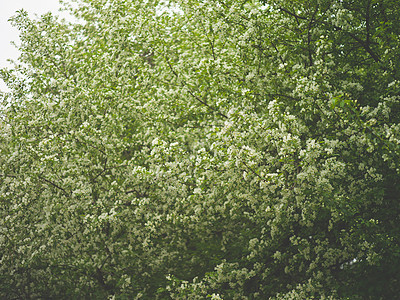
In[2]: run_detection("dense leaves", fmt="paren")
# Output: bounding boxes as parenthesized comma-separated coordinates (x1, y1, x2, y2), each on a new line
(1, 0, 399, 298)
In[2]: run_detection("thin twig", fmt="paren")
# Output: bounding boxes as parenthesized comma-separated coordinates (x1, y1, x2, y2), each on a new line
(38, 175, 70, 197)
(165, 56, 228, 119)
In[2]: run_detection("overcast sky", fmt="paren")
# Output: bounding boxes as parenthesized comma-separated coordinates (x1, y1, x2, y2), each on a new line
(0, 0, 69, 91)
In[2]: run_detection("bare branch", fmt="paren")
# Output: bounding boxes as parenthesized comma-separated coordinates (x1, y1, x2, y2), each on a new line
(334, 25, 381, 62)
(125, 188, 148, 198)
(38, 175, 70, 197)
(278, 7, 307, 21)
(242, 161, 270, 183)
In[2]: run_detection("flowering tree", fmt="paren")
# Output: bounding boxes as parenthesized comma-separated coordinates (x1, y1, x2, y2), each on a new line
(1, 0, 399, 298)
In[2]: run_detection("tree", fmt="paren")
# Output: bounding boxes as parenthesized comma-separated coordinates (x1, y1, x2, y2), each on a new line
(1, 0, 399, 298)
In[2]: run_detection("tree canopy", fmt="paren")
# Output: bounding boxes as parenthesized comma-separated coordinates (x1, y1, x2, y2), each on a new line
(1, 0, 399, 298)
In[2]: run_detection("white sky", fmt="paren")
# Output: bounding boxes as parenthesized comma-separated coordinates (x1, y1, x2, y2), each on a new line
(0, 0, 69, 91)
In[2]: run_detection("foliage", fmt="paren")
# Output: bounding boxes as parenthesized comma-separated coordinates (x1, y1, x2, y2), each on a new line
(1, 0, 400, 298)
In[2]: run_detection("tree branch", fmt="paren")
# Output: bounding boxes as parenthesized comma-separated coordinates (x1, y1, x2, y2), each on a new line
(328, 22, 381, 63)
(165, 56, 228, 119)
(307, 7, 319, 67)
(278, 7, 307, 21)
(125, 188, 148, 198)
(242, 161, 270, 183)
(38, 175, 70, 197)
(365, 0, 371, 47)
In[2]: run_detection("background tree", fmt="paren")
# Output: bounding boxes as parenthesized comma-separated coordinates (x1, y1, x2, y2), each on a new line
(1, 0, 399, 298)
